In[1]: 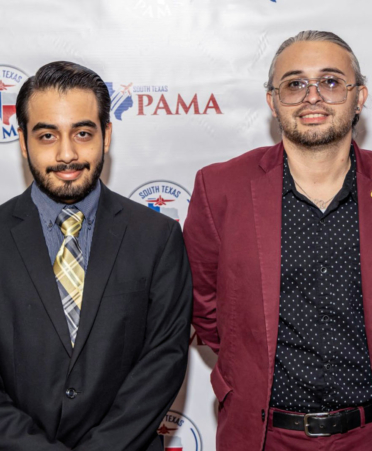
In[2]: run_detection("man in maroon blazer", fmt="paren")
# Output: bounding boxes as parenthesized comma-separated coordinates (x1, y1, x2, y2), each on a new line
(184, 30, 372, 450)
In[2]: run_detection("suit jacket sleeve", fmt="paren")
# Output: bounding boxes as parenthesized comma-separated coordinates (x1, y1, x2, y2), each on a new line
(183, 169, 221, 353)
(0, 374, 70, 450)
(74, 221, 192, 451)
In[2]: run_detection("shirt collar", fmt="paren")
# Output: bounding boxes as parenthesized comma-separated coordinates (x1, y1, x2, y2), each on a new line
(282, 144, 357, 204)
(31, 180, 101, 228)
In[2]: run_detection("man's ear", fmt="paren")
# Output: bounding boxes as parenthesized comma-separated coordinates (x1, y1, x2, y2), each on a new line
(103, 123, 112, 154)
(356, 85, 368, 113)
(18, 128, 28, 159)
(266, 91, 278, 118)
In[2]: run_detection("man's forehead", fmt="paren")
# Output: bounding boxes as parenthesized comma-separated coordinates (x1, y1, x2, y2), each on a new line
(273, 40, 354, 81)
(27, 88, 99, 125)
(29, 87, 98, 106)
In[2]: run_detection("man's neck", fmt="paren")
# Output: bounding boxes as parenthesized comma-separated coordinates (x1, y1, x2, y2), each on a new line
(282, 133, 352, 207)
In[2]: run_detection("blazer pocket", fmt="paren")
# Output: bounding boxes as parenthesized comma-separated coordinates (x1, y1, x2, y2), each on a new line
(103, 277, 147, 297)
(211, 363, 233, 404)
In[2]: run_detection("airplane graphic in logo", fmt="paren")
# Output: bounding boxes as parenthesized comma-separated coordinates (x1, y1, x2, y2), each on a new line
(121, 83, 133, 95)
(146, 195, 179, 221)
(105, 82, 134, 121)
(147, 195, 175, 207)
(157, 424, 178, 435)
(0, 81, 15, 91)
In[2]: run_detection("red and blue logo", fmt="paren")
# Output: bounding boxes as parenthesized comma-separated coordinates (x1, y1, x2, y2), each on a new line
(105, 82, 134, 121)
(129, 181, 190, 229)
(158, 410, 203, 451)
(0, 66, 28, 143)
(105, 81, 222, 119)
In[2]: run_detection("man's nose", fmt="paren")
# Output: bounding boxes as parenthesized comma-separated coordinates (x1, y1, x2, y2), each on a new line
(303, 84, 323, 104)
(56, 137, 78, 162)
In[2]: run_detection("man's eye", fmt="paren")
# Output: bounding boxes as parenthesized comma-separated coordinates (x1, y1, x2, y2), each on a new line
(287, 80, 305, 90)
(77, 131, 91, 138)
(322, 78, 340, 89)
(41, 133, 54, 140)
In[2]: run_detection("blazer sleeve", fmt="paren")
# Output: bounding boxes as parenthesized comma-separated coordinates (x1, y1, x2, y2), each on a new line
(0, 374, 70, 450)
(73, 221, 192, 451)
(183, 169, 221, 354)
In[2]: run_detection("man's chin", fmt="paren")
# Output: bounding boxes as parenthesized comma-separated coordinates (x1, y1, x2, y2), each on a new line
(36, 178, 98, 204)
(28, 156, 104, 204)
(284, 124, 352, 148)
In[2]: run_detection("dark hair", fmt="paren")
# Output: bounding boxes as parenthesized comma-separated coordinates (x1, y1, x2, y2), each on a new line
(16, 61, 111, 142)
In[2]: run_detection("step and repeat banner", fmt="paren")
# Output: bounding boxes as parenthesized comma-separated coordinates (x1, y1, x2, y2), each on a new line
(1, 1, 372, 449)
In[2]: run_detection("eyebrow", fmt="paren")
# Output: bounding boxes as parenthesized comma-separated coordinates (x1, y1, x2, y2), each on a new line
(32, 122, 58, 132)
(280, 67, 346, 81)
(31, 120, 98, 133)
(72, 120, 98, 129)
(320, 67, 346, 77)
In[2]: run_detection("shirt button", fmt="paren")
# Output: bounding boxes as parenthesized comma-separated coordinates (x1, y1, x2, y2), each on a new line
(320, 267, 328, 274)
(320, 219, 325, 224)
(48, 221, 53, 229)
(261, 409, 265, 422)
(322, 315, 330, 323)
(325, 363, 331, 370)
(65, 388, 77, 399)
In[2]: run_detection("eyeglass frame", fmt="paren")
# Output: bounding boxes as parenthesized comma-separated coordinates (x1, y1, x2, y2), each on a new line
(270, 77, 359, 105)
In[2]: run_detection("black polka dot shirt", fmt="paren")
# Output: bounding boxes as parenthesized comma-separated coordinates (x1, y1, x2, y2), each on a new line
(270, 146, 372, 413)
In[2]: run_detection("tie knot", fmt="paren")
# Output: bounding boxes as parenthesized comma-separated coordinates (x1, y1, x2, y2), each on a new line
(57, 206, 84, 237)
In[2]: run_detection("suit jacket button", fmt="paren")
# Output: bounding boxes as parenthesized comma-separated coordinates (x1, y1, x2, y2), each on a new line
(66, 388, 77, 399)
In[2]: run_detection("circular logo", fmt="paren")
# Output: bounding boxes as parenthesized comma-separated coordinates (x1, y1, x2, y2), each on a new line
(0, 65, 28, 143)
(129, 181, 190, 229)
(157, 410, 203, 451)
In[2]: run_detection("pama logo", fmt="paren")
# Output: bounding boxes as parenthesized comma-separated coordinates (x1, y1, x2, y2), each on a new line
(158, 410, 203, 451)
(0, 66, 28, 143)
(129, 181, 190, 229)
(105, 82, 222, 119)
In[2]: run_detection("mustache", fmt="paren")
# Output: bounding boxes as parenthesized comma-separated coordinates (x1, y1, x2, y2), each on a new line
(46, 163, 90, 174)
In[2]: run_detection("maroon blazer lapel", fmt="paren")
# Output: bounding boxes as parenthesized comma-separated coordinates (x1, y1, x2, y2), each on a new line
(354, 141, 372, 364)
(251, 142, 284, 382)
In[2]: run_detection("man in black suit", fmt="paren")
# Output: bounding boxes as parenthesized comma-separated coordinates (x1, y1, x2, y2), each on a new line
(0, 61, 192, 450)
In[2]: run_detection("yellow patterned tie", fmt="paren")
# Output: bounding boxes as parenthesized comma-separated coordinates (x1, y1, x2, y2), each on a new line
(53, 206, 85, 347)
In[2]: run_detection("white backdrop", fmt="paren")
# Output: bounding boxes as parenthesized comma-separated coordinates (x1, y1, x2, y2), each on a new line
(1, 1, 372, 449)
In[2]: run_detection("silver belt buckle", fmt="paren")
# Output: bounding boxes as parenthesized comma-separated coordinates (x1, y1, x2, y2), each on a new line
(304, 412, 331, 437)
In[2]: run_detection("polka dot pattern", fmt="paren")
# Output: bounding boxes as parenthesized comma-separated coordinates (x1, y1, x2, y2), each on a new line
(270, 148, 372, 413)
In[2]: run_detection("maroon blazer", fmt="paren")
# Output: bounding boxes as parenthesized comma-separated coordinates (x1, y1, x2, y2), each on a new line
(183, 141, 372, 451)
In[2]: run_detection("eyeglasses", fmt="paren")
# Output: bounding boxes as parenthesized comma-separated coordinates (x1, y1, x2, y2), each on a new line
(271, 77, 358, 105)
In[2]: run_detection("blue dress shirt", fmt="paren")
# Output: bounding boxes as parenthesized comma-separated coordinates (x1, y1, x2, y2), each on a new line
(31, 181, 101, 271)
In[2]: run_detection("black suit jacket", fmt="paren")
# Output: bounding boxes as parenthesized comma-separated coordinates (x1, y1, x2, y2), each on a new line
(0, 183, 192, 451)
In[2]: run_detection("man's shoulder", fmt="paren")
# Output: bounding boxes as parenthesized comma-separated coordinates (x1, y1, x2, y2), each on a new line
(358, 147, 372, 160)
(101, 185, 179, 232)
(199, 143, 279, 182)
(0, 191, 27, 223)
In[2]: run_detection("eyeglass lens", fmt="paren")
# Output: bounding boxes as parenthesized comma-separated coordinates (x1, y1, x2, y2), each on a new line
(279, 78, 347, 104)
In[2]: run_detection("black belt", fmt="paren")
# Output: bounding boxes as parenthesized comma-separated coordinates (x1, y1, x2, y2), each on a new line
(273, 404, 372, 437)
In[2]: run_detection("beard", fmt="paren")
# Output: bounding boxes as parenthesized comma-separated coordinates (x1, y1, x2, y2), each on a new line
(27, 154, 104, 204)
(274, 99, 357, 148)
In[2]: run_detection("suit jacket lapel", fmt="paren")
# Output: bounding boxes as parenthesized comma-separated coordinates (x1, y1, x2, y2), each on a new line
(354, 142, 372, 364)
(68, 184, 128, 374)
(251, 143, 283, 382)
(11, 187, 72, 356)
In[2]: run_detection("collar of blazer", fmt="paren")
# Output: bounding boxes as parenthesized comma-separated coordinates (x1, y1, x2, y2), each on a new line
(257, 139, 372, 181)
